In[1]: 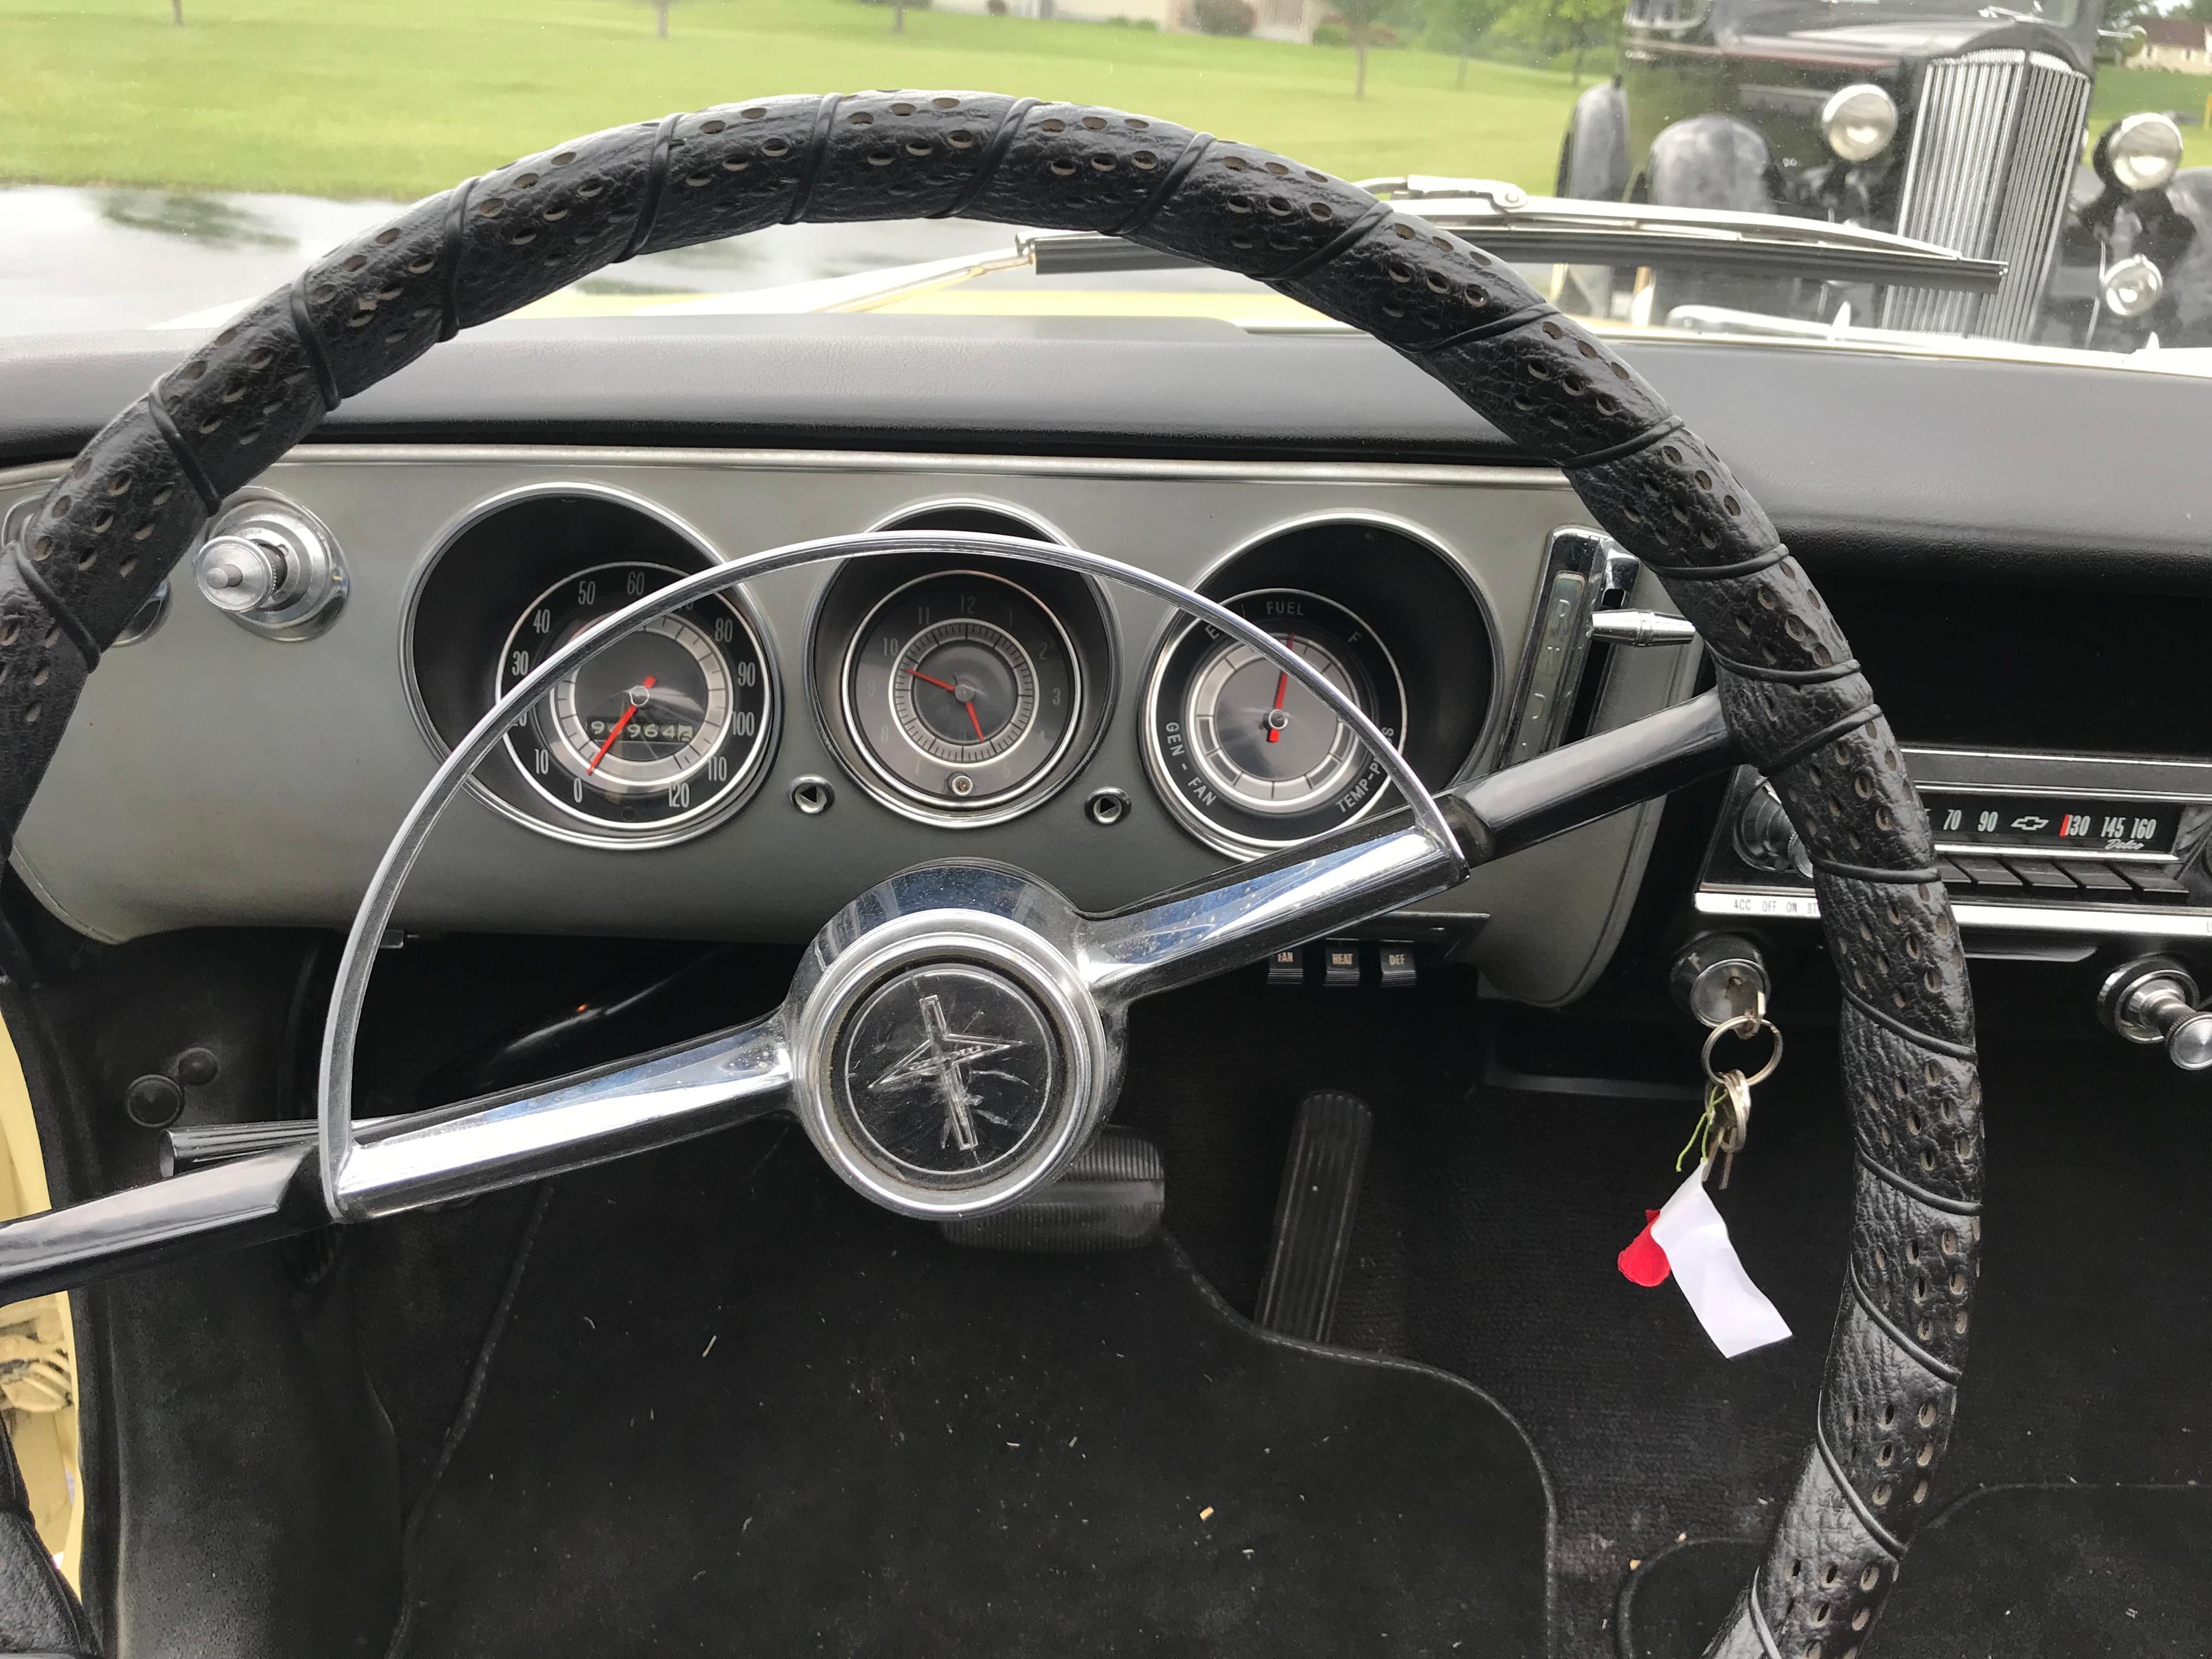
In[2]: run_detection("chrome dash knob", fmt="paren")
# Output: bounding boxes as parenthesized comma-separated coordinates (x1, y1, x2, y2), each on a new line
(191, 497, 347, 640)
(2099, 956, 2212, 1072)
(195, 533, 291, 613)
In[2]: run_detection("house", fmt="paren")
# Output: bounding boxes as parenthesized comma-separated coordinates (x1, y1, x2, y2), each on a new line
(2128, 16, 2212, 72)
(926, 0, 1330, 39)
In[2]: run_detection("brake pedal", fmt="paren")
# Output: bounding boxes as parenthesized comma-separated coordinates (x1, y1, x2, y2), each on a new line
(940, 1127, 1164, 1253)
(1255, 1090, 1373, 1343)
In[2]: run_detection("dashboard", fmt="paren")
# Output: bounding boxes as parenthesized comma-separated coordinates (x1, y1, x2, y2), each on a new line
(0, 442, 1699, 1006)
(5, 316, 2210, 1018)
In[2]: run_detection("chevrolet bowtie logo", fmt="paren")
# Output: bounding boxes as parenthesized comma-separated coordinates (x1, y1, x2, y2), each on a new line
(867, 993, 1025, 1152)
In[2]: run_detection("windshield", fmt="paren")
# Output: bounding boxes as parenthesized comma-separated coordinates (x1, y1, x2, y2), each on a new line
(6, 0, 2209, 366)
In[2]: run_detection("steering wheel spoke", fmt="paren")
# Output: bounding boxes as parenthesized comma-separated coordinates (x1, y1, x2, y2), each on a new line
(328, 1014, 791, 1219)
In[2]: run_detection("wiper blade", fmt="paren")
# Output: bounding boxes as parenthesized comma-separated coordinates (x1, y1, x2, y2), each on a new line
(1031, 181, 2004, 296)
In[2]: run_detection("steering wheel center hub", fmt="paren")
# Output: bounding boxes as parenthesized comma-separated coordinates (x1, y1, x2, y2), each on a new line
(833, 963, 1059, 1181)
(786, 865, 1116, 1219)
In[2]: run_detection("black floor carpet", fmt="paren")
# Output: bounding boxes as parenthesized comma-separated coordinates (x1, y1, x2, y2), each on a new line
(392, 1122, 1554, 1658)
(1111, 968, 2212, 1656)
(1619, 1485, 2212, 1658)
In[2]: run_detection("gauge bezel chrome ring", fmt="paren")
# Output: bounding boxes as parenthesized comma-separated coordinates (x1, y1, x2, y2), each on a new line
(400, 479, 785, 853)
(1143, 586, 1412, 860)
(493, 557, 775, 835)
(838, 566, 1085, 816)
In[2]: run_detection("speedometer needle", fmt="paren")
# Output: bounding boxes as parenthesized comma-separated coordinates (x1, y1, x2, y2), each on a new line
(586, 673, 656, 774)
(908, 667, 987, 743)
(1266, 635, 1296, 744)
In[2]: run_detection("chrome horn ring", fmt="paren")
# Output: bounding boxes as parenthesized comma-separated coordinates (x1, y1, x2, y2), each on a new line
(315, 529, 1459, 1225)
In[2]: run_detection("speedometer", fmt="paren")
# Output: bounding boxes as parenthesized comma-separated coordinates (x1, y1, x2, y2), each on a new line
(1144, 589, 1407, 856)
(496, 561, 774, 836)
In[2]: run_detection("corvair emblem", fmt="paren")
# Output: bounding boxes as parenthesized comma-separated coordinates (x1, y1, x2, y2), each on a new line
(866, 992, 1026, 1152)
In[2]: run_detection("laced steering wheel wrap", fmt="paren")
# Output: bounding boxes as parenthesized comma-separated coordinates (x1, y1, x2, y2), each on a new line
(0, 92, 1980, 1659)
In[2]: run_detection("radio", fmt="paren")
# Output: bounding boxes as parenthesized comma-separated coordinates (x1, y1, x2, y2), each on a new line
(1698, 747, 2212, 940)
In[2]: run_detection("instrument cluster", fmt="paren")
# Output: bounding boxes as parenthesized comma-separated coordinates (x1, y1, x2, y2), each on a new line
(404, 494, 1496, 858)
(807, 503, 1115, 828)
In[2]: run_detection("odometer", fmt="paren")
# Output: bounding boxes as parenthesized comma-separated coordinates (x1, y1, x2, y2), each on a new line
(1144, 589, 1407, 857)
(497, 562, 774, 838)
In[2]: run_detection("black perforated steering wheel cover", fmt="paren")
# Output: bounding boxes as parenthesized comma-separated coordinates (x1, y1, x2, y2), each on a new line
(2, 93, 1979, 1659)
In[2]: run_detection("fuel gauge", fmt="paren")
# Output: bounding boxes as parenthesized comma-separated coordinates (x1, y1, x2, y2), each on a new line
(1145, 589, 1407, 856)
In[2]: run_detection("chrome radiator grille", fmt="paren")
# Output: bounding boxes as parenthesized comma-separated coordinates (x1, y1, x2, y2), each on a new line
(1881, 49, 2091, 340)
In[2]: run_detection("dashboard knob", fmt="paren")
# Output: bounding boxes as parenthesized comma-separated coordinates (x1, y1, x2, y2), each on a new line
(195, 533, 293, 613)
(190, 498, 347, 640)
(1733, 778, 1811, 878)
(2098, 956, 2212, 1071)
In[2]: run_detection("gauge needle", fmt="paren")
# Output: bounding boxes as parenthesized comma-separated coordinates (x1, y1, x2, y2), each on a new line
(586, 673, 656, 774)
(908, 667, 987, 743)
(1266, 635, 1296, 743)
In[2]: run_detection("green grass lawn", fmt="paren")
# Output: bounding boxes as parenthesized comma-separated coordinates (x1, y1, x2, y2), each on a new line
(0, 0, 1582, 199)
(2089, 64, 2212, 171)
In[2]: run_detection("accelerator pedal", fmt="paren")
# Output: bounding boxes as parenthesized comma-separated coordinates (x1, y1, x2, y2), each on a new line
(940, 1127, 1164, 1253)
(1255, 1090, 1373, 1342)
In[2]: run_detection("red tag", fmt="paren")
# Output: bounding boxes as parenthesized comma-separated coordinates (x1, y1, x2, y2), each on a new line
(1618, 1209, 1672, 1287)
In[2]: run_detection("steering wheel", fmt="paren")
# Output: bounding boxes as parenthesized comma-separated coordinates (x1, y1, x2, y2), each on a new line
(0, 93, 1980, 1659)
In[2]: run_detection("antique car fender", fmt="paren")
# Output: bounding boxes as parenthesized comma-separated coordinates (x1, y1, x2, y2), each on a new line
(1647, 111, 1776, 214)
(1559, 77, 1630, 202)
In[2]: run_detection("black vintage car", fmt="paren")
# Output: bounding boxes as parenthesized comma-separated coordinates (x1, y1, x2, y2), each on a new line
(1559, 0, 2212, 347)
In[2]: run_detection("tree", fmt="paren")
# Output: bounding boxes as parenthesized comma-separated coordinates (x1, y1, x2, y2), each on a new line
(1498, 0, 1619, 84)
(1427, 0, 1508, 85)
(171, 0, 182, 21)
(1333, 0, 1399, 99)
(653, 0, 672, 36)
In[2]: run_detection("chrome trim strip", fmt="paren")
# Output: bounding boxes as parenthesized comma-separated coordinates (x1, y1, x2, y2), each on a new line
(1696, 888, 2212, 938)
(0, 447, 1565, 492)
(1903, 745, 2212, 802)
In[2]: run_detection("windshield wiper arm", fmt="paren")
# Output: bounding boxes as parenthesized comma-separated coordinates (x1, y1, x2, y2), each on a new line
(1031, 181, 2004, 296)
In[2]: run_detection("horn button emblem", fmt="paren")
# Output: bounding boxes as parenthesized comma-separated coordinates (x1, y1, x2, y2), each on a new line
(832, 964, 1059, 1181)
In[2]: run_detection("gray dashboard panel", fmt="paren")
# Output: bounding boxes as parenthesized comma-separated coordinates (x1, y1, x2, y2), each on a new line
(1, 448, 1696, 1006)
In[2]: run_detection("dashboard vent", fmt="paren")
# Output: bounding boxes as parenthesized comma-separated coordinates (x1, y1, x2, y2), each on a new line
(1882, 49, 2092, 342)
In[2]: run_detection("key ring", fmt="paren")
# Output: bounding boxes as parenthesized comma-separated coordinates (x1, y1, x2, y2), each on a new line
(1702, 1013, 1785, 1090)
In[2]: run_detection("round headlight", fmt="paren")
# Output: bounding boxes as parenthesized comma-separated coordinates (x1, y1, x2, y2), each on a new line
(2107, 112, 2184, 194)
(1822, 84, 1898, 164)
(2100, 253, 2164, 320)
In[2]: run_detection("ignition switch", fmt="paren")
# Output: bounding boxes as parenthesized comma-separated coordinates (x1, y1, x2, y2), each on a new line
(1669, 933, 1771, 1028)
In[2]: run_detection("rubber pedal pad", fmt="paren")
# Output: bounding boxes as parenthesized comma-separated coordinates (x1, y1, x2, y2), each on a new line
(1255, 1090, 1374, 1343)
(939, 1126, 1164, 1253)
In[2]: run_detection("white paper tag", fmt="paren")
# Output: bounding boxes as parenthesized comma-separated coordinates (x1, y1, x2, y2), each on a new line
(1649, 1165, 1791, 1358)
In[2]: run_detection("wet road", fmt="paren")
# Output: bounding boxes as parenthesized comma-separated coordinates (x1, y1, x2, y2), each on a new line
(0, 185, 1018, 335)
